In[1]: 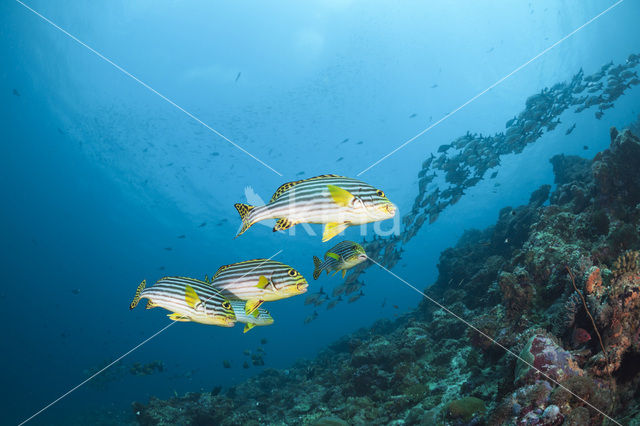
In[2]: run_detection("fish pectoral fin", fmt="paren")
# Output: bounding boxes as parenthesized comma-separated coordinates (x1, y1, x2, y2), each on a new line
(243, 323, 256, 333)
(327, 184, 354, 207)
(273, 218, 295, 232)
(185, 285, 202, 309)
(168, 313, 191, 322)
(245, 299, 264, 316)
(256, 275, 269, 289)
(252, 308, 260, 318)
(322, 222, 349, 242)
(326, 252, 340, 260)
(342, 269, 346, 278)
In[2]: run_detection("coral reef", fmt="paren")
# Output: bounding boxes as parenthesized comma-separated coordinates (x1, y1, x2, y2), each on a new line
(133, 128, 640, 425)
(514, 333, 583, 385)
(310, 56, 640, 315)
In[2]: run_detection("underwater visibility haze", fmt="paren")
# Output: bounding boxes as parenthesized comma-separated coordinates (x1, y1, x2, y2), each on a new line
(2, 0, 640, 424)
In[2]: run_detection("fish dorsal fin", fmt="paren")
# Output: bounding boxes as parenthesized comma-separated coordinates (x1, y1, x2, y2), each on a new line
(176, 276, 210, 285)
(256, 275, 269, 289)
(326, 252, 340, 260)
(322, 222, 349, 242)
(243, 323, 256, 333)
(212, 259, 269, 281)
(328, 185, 354, 207)
(269, 174, 342, 203)
(185, 285, 202, 310)
(212, 264, 231, 281)
(245, 299, 264, 316)
(168, 312, 190, 322)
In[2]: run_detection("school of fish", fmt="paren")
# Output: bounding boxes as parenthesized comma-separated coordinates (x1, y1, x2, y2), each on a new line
(130, 175, 395, 333)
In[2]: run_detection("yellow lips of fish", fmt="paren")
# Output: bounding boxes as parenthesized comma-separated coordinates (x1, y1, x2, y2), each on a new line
(289, 276, 309, 296)
(382, 202, 397, 216)
(268, 268, 308, 298)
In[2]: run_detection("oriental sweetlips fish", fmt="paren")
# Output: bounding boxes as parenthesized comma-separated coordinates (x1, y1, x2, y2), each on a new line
(234, 175, 396, 242)
(208, 259, 308, 315)
(313, 240, 367, 279)
(229, 301, 274, 333)
(129, 277, 236, 327)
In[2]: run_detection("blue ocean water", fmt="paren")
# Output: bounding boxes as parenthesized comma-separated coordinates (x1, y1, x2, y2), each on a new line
(1, 0, 639, 424)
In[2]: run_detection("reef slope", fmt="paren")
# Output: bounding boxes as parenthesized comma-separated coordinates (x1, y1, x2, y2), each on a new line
(133, 128, 640, 425)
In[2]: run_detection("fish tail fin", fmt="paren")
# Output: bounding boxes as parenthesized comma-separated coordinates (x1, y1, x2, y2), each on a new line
(234, 203, 256, 237)
(313, 256, 322, 280)
(129, 279, 146, 310)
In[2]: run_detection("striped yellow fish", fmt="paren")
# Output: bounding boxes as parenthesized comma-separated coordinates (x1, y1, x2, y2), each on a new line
(234, 174, 396, 242)
(129, 277, 236, 327)
(229, 301, 274, 333)
(209, 259, 308, 315)
(313, 240, 367, 280)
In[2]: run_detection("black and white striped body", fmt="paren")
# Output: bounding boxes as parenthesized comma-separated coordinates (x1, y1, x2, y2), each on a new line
(251, 175, 393, 225)
(229, 301, 274, 326)
(140, 277, 236, 326)
(235, 175, 396, 241)
(210, 259, 308, 302)
(313, 240, 367, 279)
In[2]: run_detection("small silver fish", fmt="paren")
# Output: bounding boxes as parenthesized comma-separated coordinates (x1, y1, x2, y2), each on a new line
(326, 297, 342, 310)
(348, 290, 364, 303)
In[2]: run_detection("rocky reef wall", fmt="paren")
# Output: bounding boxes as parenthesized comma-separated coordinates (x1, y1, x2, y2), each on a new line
(133, 128, 640, 425)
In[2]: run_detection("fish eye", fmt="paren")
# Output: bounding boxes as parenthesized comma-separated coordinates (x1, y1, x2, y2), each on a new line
(287, 269, 298, 277)
(376, 190, 385, 197)
(222, 301, 231, 310)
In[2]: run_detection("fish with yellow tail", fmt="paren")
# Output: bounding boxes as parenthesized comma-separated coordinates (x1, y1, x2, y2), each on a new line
(129, 277, 236, 327)
(234, 175, 396, 242)
(229, 301, 274, 333)
(313, 240, 367, 279)
(207, 259, 308, 316)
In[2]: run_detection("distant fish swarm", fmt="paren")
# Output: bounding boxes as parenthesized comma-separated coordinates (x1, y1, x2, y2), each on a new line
(132, 54, 640, 351)
(299, 54, 640, 313)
